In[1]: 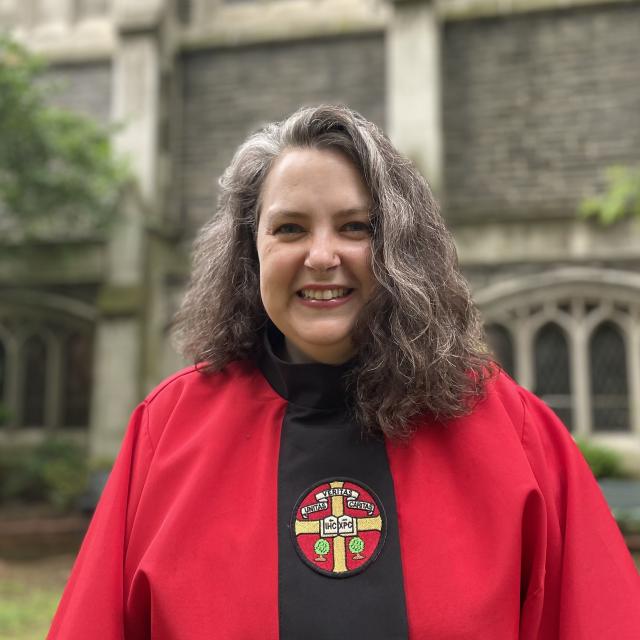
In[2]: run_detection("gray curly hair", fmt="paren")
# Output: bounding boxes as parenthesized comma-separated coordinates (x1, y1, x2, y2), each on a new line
(173, 104, 491, 438)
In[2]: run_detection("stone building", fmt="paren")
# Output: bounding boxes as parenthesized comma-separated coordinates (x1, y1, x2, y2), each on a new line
(0, 0, 639, 467)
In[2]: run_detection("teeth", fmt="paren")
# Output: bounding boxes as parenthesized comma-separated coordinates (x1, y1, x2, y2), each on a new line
(300, 288, 349, 300)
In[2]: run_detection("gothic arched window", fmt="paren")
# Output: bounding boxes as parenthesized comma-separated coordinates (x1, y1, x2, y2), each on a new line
(590, 321, 630, 432)
(62, 332, 93, 428)
(534, 322, 572, 430)
(20, 334, 48, 427)
(485, 323, 515, 377)
(0, 294, 95, 434)
(479, 269, 640, 438)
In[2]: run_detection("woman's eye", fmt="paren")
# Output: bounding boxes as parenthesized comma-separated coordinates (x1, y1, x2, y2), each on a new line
(342, 221, 371, 234)
(274, 223, 304, 235)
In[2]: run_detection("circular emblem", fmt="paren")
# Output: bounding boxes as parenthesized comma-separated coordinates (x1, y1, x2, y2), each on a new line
(291, 478, 386, 578)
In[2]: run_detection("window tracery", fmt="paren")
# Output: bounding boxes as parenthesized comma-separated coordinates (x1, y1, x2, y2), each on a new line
(0, 295, 94, 435)
(479, 271, 640, 439)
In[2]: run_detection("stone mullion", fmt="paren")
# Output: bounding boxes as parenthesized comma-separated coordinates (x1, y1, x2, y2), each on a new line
(570, 321, 591, 438)
(625, 318, 640, 437)
(515, 316, 534, 391)
(45, 333, 63, 432)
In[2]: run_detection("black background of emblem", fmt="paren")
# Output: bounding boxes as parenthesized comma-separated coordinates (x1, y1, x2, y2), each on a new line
(290, 476, 387, 579)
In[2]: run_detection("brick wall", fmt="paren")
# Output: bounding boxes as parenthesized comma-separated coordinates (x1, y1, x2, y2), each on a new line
(443, 3, 640, 221)
(46, 62, 112, 124)
(179, 33, 386, 230)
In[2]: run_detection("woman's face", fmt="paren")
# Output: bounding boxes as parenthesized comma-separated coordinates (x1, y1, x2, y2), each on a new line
(256, 147, 376, 364)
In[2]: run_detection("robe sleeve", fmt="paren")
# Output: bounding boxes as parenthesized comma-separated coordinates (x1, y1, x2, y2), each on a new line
(517, 387, 640, 639)
(47, 402, 155, 640)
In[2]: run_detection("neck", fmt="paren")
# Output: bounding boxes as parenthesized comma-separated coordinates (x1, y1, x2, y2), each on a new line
(283, 337, 355, 365)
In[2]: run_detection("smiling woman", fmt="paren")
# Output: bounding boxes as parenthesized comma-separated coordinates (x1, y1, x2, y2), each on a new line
(48, 106, 640, 640)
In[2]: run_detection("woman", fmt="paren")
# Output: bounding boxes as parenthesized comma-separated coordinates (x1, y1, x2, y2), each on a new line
(49, 105, 640, 639)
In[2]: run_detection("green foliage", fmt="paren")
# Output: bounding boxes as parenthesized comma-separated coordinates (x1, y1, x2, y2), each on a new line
(0, 34, 129, 237)
(614, 509, 640, 535)
(89, 456, 115, 473)
(314, 538, 330, 556)
(576, 439, 626, 479)
(0, 439, 88, 511)
(579, 166, 640, 226)
(349, 536, 364, 554)
(0, 402, 12, 426)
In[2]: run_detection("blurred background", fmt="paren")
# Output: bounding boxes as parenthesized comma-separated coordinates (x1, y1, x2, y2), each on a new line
(0, 0, 639, 636)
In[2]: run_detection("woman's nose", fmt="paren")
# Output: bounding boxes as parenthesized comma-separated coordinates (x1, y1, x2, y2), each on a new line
(304, 233, 341, 271)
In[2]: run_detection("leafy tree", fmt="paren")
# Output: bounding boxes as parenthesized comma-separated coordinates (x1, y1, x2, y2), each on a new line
(349, 536, 365, 559)
(579, 166, 640, 226)
(314, 538, 330, 561)
(0, 34, 128, 238)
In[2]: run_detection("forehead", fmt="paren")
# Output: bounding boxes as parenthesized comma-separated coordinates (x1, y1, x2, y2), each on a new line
(260, 147, 371, 214)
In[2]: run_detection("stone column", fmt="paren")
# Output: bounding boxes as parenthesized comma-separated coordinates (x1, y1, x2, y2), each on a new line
(515, 317, 534, 391)
(0, 0, 20, 27)
(570, 321, 591, 439)
(33, 0, 74, 33)
(387, 0, 443, 192)
(89, 0, 169, 460)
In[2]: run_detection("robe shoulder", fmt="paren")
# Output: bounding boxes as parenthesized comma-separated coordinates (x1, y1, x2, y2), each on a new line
(138, 360, 281, 448)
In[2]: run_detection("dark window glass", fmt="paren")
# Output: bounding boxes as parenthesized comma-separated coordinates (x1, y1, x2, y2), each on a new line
(534, 323, 572, 430)
(21, 335, 47, 427)
(485, 323, 515, 377)
(62, 332, 93, 428)
(177, 0, 192, 23)
(590, 322, 629, 432)
(0, 340, 6, 427)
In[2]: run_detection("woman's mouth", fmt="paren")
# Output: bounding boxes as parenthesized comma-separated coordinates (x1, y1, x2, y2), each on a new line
(297, 287, 354, 301)
(295, 287, 355, 309)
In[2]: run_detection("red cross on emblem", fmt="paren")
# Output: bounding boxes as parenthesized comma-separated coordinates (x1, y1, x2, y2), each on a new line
(291, 478, 386, 578)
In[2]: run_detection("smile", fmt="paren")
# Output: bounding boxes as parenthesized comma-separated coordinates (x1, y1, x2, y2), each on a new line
(297, 288, 354, 301)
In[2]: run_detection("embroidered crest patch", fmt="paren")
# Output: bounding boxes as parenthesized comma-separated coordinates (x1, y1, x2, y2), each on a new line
(291, 478, 386, 578)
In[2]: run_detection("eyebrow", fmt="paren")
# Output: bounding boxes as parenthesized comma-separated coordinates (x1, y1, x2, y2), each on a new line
(267, 207, 370, 220)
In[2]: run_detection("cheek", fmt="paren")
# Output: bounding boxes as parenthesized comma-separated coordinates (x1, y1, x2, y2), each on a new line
(258, 246, 292, 305)
(256, 241, 273, 305)
(347, 246, 375, 284)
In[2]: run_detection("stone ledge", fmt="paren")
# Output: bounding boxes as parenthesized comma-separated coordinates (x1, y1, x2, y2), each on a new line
(438, 0, 638, 21)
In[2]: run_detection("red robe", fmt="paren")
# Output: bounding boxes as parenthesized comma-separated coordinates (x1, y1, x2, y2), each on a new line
(48, 361, 640, 639)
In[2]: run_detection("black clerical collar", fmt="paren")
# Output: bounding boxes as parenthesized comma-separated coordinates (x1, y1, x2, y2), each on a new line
(257, 325, 354, 410)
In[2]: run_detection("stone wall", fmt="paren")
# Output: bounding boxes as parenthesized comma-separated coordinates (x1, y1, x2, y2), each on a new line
(465, 260, 640, 293)
(442, 2, 640, 221)
(179, 33, 386, 229)
(46, 62, 112, 124)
